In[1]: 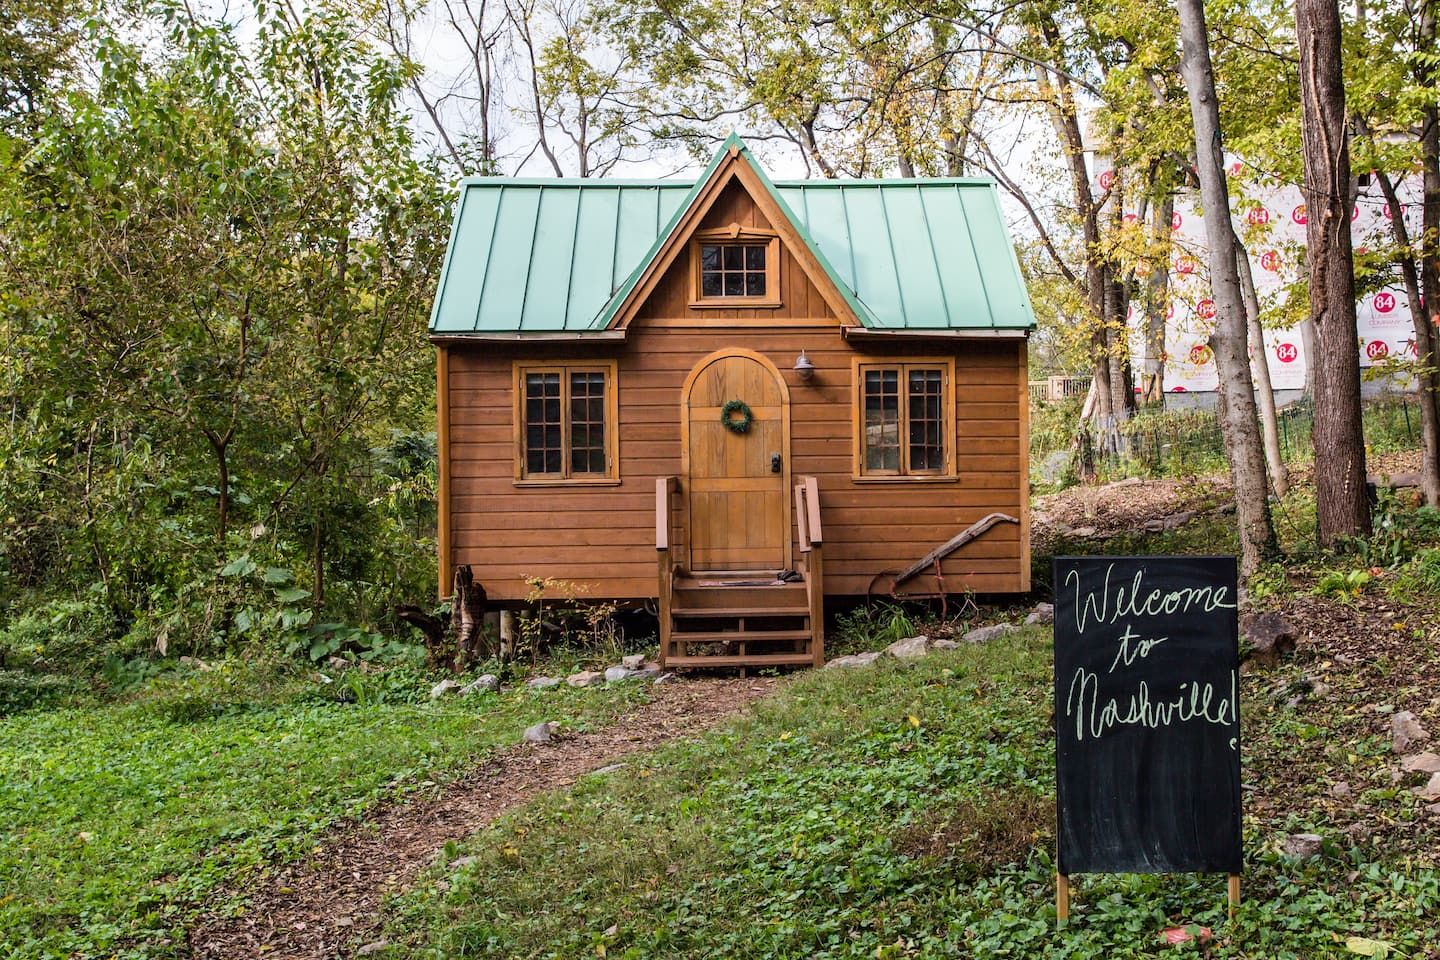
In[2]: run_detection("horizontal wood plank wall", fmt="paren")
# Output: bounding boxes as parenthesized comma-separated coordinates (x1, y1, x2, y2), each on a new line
(636, 181, 837, 323)
(446, 329, 1026, 602)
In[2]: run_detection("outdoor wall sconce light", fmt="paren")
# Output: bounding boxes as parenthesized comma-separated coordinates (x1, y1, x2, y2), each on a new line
(793, 350, 815, 382)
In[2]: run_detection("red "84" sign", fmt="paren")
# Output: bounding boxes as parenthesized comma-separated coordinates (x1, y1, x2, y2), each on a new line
(1259, 250, 1281, 271)
(1373, 292, 1396, 313)
(1196, 299, 1217, 319)
(1190, 343, 1213, 365)
(1175, 255, 1197, 275)
(1245, 207, 1271, 225)
(1292, 204, 1307, 225)
(1275, 342, 1298, 363)
(1365, 340, 1390, 360)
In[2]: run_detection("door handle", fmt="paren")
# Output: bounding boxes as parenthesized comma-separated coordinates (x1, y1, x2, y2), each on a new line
(770, 453, 782, 473)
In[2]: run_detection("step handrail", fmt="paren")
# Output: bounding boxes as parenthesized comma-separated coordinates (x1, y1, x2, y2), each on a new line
(656, 477, 678, 665)
(794, 476, 825, 666)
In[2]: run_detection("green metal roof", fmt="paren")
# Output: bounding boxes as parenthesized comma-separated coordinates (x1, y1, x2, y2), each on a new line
(428, 136, 1036, 334)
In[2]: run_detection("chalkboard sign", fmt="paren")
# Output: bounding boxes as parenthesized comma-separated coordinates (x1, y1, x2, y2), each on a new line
(1053, 556, 1242, 876)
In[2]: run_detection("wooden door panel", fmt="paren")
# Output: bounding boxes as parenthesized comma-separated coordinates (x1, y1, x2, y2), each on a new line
(685, 353, 789, 572)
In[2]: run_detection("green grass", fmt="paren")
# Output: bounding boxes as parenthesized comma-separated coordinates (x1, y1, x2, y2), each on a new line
(0, 661, 651, 959)
(378, 630, 1439, 960)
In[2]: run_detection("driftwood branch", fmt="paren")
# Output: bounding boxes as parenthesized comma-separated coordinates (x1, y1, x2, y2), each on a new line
(451, 565, 489, 672)
(396, 604, 450, 670)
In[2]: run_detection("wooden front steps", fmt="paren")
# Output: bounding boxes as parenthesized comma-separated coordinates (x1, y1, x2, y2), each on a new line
(657, 475, 826, 672)
(663, 576, 817, 668)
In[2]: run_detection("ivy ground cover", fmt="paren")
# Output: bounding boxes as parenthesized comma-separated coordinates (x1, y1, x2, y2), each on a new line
(0, 666, 649, 959)
(381, 628, 1439, 959)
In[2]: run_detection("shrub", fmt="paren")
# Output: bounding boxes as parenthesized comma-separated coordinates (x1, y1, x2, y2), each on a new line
(0, 669, 83, 715)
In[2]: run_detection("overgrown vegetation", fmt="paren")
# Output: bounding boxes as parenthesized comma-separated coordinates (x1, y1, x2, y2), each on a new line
(0, 1, 448, 698)
(0, 661, 651, 958)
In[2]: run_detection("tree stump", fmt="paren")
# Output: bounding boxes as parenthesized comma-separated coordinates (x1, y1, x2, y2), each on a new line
(452, 565, 489, 672)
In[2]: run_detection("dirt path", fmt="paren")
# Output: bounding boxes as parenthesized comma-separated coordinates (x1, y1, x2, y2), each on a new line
(187, 676, 779, 960)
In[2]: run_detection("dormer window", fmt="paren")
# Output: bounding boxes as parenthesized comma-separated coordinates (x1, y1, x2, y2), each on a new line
(689, 225, 781, 307)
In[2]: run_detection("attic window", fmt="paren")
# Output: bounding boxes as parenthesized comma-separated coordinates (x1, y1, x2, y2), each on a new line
(701, 244, 767, 297)
(689, 226, 781, 307)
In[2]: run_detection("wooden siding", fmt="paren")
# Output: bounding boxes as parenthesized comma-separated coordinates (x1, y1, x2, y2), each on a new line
(635, 181, 838, 323)
(444, 326, 1027, 602)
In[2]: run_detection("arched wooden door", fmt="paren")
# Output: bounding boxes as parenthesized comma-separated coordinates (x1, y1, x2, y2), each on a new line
(681, 350, 791, 573)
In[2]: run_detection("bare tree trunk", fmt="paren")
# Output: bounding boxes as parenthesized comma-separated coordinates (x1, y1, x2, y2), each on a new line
(1177, 0, 1278, 575)
(204, 430, 231, 543)
(1374, 168, 1440, 504)
(1143, 192, 1174, 404)
(1296, 0, 1370, 543)
(1236, 244, 1290, 496)
(1417, 1, 1440, 504)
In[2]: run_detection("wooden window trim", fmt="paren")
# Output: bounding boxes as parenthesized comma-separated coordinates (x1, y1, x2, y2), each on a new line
(688, 225, 781, 309)
(851, 357, 958, 482)
(512, 360, 621, 487)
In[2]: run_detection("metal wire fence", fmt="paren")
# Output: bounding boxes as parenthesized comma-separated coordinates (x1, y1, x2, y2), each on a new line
(1031, 395, 1420, 484)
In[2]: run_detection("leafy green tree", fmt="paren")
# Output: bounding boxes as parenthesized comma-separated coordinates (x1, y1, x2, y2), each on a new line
(0, 0, 447, 662)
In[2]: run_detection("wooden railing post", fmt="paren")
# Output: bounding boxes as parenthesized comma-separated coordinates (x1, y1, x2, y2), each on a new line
(656, 477, 676, 666)
(797, 476, 824, 666)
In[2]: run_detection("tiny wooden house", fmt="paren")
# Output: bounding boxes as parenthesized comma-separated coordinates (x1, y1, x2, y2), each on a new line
(430, 136, 1036, 669)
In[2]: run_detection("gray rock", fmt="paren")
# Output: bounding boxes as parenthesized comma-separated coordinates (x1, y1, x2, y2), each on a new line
(451, 855, 478, 869)
(886, 635, 931, 660)
(1240, 611, 1298, 668)
(1393, 711, 1432, 754)
(1144, 518, 1166, 533)
(526, 676, 561, 690)
(825, 651, 882, 669)
(931, 638, 961, 650)
(621, 654, 646, 670)
(460, 674, 500, 695)
(1401, 751, 1440, 774)
(1071, 526, 1099, 538)
(963, 623, 1019, 644)
(1310, 681, 1333, 699)
(429, 678, 462, 700)
(592, 762, 628, 776)
(1025, 602, 1055, 625)
(636, 661, 664, 676)
(523, 721, 559, 743)
(356, 942, 389, 956)
(1162, 510, 1198, 532)
(1282, 833, 1325, 858)
(605, 666, 642, 682)
(566, 670, 605, 688)
(1428, 802, 1440, 815)
(1235, 586, 1252, 611)
(652, 672, 680, 685)
(1415, 772, 1440, 800)
(1330, 781, 1352, 798)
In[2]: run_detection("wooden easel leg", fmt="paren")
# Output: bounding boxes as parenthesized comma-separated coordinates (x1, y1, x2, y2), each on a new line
(1228, 874, 1240, 921)
(1056, 873, 1070, 925)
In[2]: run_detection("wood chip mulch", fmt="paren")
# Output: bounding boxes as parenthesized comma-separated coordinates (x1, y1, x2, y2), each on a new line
(1242, 586, 1440, 859)
(185, 676, 779, 960)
